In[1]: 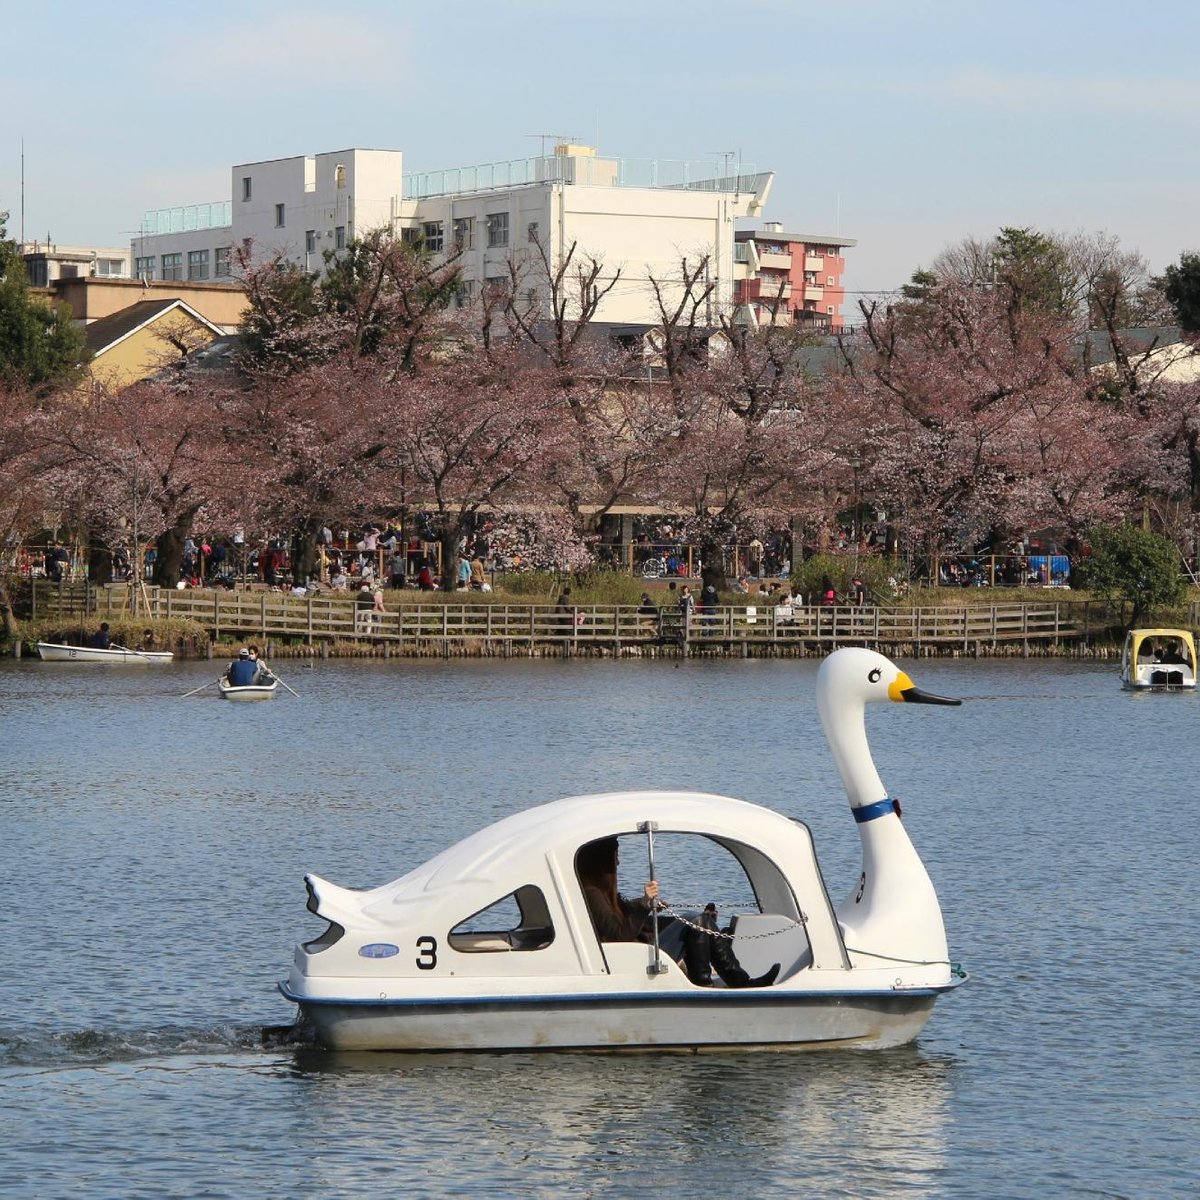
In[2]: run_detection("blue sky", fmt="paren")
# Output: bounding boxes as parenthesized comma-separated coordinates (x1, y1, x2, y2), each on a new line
(2, 0, 1197, 300)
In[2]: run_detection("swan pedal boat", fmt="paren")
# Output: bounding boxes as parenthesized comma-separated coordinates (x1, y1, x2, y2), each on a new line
(36, 641, 174, 664)
(275, 649, 967, 1053)
(218, 674, 279, 701)
(1119, 628, 1197, 690)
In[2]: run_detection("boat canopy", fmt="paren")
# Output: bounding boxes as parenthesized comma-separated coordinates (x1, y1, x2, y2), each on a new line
(306, 790, 850, 971)
(1123, 628, 1197, 672)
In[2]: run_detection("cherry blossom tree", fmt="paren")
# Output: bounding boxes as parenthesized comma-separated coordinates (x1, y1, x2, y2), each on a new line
(219, 353, 394, 585)
(839, 282, 1136, 561)
(0, 382, 60, 637)
(236, 228, 462, 375)
(374, 339, 573, 590)
(40, 374, 236, 587)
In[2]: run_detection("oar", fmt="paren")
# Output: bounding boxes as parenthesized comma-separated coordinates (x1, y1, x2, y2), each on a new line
(264, 666, 301, 698)
(182, 678, 221, 698)
(112, 643, 158, 660)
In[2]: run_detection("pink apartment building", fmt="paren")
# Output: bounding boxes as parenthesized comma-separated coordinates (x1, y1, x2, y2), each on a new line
(734, 222, 856, 331)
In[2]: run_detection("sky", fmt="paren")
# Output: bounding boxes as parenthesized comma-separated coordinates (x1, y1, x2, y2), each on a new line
(2, 0, 1197, 300)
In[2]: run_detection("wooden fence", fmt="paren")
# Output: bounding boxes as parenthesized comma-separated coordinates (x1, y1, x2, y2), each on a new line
(28, 580, 1200, 655)
(26, 583, 1100, 653)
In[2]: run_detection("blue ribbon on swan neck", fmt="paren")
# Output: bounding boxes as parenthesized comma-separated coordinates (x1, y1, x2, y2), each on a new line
(853, 798, 898, 823)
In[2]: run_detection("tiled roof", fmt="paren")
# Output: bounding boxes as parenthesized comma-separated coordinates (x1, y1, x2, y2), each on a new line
(84, 299, 184, 354)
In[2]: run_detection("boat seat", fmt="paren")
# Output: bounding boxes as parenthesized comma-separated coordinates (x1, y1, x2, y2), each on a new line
(728, 913, 812, 980)
(449, 927, 555, 953)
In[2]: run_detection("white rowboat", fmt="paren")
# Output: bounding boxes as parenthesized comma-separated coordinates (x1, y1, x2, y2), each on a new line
(36, 641, 174, 664)
(218, 675, 280, 702)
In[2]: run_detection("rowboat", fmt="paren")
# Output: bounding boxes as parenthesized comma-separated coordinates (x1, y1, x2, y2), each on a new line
(273, 648, 967, 1053)
(36, 641, 174, 664)
(1120, 628, 1197, 690)
(217, 674, 280, 702)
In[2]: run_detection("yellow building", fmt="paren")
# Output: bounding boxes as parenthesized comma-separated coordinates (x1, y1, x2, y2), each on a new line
(84, 298, 226, 388)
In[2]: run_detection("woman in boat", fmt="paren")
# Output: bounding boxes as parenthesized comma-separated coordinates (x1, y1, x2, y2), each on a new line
(576, 837, 777, 989)
(247, 645, 273, 683)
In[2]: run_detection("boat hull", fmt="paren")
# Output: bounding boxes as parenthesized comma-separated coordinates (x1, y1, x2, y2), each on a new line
(281, 984, 947, 1053)
(1121, 672, 1195, 690)
(36, 642, 173, 664)
(218, 678, 279, 701)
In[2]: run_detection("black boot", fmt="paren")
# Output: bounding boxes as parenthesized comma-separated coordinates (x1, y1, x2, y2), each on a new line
(705, 911, 780, 989)
(682, 921, 713, 987)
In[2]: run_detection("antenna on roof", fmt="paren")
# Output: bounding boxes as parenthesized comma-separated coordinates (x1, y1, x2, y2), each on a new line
(526, 133, 582, 156)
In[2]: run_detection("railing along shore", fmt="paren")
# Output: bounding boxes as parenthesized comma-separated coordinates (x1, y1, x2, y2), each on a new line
(19, 581, 1141, 656)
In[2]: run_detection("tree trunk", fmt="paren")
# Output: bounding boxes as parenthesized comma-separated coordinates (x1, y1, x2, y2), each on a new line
(153, 525, 184, 587)
(290, 517, 323, 588)
(700, 537, 725, 591)
(88, 537, 113, 585)
(438, 522, 461, 592)
(0, 580, 15, 643)
(153, 506, 202, 587)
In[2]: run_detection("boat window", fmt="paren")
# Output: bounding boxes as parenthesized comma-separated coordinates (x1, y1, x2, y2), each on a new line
(448, 884, 555, 953)
(620, 833, 763, 913)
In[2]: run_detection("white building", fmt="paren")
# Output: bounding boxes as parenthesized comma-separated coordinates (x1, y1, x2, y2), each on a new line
(131, 144, 773, 327)
(19, 240, 131, 286)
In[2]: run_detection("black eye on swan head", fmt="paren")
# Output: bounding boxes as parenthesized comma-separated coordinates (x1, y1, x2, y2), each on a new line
(868, 667, 882, 683)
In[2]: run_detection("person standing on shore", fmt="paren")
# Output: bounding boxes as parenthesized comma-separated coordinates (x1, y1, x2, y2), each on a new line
(678, 585, 695, 641)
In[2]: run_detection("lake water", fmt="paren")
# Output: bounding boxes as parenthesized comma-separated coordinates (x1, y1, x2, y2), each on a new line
(1, 654, 1196, 1199)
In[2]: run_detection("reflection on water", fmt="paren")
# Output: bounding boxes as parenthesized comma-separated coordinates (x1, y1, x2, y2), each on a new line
(2, 656, 1198, 1198)
(280, 1046, 953, 1196)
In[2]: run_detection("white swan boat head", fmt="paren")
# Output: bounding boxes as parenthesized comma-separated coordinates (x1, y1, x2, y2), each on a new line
(274, 648, 967, 1053)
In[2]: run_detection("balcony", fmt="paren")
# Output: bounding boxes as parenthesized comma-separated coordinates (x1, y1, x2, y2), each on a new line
(758, 250, 791, 269)
(804, 255, 824, 271)
(754, 277, 792, 300)
(804, 285, 824, 301)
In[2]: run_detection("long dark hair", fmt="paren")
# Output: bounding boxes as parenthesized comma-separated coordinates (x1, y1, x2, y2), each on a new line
(576, 837, 621, 919)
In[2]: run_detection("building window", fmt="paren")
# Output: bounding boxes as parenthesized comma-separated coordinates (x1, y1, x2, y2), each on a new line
(486, 212, 509, 248)
(453, 217, 474, 251)
(527, 221, 539, 243)
(454, 281, 474, 309)
(827, 275, 835, 286)
(187, 249, 210, 281)
(241, 177, 252, 202)
(161, 252, 183, 281)
(215, 247, 232, 277)
(335, 226, 346, 250)
(305, 230, 316, 254)
(275, 203, 286, 228)
(422, 221, 444, 253)
(134, 256, 156, 281)
(401, 227, 421, 246)
(827, 306, 835, 315)
(335, 163, 346, 189)
(95, 258, 124, 277)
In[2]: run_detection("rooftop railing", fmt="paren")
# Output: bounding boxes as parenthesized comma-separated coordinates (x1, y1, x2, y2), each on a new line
(403, 154, 765, 200)
(138, 202, 232, 237)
